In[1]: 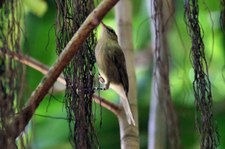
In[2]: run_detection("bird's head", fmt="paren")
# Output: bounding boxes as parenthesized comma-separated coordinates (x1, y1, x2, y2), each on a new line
(100, 22, 118, 41)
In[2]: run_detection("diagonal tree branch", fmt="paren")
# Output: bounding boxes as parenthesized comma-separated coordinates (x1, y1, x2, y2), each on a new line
(5, 0, 120, 139)
(0, 50, 120, 115)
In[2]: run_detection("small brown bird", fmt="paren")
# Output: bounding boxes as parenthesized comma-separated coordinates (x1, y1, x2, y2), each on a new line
(95, 22, 135, 126)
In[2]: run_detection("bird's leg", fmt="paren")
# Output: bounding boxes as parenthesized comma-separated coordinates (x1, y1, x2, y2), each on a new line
(103, 81, 110, 90)
(93, 82, 110, 91)
(98, 74, 105, 84)
(94, 74, 110, 91)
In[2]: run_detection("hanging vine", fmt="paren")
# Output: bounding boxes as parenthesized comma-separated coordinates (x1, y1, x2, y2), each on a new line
(55, 0, 97, 148)
(0, 0, 23, 148)
(184, 0, 219, 148)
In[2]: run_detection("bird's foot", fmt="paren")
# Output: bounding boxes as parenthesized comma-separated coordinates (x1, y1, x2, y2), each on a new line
(93, 83, 109, 91)
(93, 86, 107, 91)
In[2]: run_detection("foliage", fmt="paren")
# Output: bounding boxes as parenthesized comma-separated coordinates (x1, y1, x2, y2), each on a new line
(15, 0, 225, 148)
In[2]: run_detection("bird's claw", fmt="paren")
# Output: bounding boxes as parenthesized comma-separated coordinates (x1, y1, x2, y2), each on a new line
(93, 87, 106, 91)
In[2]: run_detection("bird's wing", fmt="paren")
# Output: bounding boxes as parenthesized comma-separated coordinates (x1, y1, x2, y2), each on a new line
(109, 45, 129, 95)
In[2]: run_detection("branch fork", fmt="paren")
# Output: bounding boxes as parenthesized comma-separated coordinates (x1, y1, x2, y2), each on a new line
(2, 0, 120, 139)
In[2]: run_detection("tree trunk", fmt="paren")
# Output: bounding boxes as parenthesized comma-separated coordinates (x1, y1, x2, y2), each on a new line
(115, 0, 139, 148)
(147, 0, 180, 148)
(148, 90, 166, 149)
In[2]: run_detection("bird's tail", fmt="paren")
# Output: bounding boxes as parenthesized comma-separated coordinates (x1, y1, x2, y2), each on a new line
(110, 83, 136, 126)
(121, 96, 136, 126)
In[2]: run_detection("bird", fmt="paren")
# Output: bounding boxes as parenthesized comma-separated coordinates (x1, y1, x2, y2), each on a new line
(95, 22, 135, 126)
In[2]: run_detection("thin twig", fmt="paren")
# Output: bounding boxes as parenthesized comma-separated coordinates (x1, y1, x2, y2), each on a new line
(0, 50, 66, 84)
(6, 0, 120, 139)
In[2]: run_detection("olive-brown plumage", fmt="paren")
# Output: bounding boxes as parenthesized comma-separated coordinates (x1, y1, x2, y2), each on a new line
(95, 23, 135, 126)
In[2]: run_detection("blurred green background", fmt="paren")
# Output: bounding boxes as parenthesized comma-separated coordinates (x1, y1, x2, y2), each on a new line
(19, 0, 225, 148)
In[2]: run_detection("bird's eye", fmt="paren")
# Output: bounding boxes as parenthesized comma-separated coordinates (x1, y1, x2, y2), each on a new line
(107, 28, 117, 37)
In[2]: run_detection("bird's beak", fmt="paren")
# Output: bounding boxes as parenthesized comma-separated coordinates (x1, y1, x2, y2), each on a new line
(100, 22, 106, 29)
